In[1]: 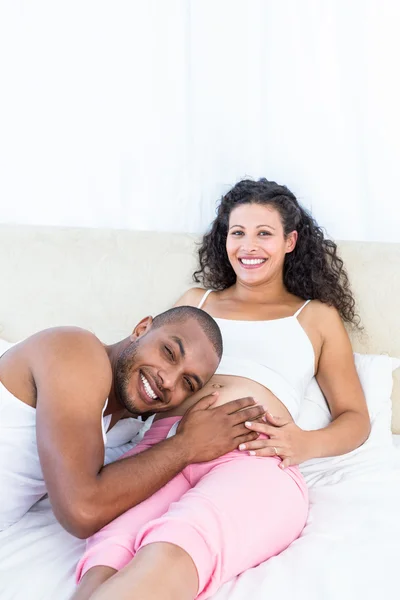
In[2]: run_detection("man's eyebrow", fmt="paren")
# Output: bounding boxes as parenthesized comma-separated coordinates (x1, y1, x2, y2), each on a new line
(171, 336, 185, 358)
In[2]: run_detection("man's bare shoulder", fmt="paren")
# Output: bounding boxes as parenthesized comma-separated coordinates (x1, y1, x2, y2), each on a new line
(25, 326, 104, 351)
(0, 327, 113, 408)
(26, 327, 112, 390)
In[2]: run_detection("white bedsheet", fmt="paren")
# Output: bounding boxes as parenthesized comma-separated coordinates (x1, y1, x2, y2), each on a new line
(213, 442, 400, 600)
(1, 431, 399, 600)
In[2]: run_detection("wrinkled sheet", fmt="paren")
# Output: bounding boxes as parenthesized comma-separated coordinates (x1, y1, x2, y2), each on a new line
(1, 423, 399, 600)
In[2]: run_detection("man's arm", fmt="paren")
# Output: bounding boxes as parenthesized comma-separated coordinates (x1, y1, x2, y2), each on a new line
(33, 330, 262, 538)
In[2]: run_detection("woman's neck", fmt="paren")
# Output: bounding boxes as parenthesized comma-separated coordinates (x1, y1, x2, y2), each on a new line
(229, 278, 290, 306)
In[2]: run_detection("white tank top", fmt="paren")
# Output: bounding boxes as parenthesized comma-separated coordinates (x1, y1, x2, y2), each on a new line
(198, 290, 315, 420)
(0, 342, 111, 531)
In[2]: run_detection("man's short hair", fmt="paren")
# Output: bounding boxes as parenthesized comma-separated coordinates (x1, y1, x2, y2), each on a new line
(152, 306, 223, 358)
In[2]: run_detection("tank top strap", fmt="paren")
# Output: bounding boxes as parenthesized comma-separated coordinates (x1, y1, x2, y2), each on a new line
(197, 289, 213, 309)
(294, 299, 311, 318)
(101, 399, 110, 444)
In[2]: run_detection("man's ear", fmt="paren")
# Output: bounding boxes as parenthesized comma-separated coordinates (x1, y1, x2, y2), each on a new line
(285, 230, 298, 254)
(130, 316, 153, 341)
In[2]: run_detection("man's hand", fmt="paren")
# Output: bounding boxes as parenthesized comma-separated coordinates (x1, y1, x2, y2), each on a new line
(176, 394, 265, 463)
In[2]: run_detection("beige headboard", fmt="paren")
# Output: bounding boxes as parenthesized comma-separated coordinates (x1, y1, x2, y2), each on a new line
(1, 224, 399, 432)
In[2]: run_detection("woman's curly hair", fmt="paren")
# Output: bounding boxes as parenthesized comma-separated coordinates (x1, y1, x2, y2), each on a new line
(193, 178, 359, 326)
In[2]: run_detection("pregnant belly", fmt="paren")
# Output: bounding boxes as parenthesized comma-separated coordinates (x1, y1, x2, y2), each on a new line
(156, 374, 293, 421)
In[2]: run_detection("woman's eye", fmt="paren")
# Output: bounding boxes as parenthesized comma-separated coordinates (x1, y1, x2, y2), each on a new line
(164, 346, 174, 361)
(231, 231, 243, 236)
(184, 377, 195, 392)
(259, 231, 271, 236)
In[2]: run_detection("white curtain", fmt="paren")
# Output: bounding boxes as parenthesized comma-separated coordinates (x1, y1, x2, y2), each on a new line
(0, 0, 399, 242)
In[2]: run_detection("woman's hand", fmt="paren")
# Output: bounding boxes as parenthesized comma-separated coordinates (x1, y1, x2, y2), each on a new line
(240, 411, 312, 468)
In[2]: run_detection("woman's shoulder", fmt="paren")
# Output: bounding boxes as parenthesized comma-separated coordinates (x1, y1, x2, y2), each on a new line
(308, 299, 341, 319)
(306, 300, 345, 338)
(174, 287, 208, 308)
(299, 301, 346, 359)
(288, 295, 337, 319)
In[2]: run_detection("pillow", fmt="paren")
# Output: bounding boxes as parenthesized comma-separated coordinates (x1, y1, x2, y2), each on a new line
(297, 353, 400, 487)
(298, 353, 400, 431)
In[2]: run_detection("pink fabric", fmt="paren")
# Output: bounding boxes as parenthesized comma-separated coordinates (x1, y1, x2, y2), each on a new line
(76, 417, 308, 599)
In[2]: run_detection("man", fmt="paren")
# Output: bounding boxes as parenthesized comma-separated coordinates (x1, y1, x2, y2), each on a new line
(0, 306, 262, 538)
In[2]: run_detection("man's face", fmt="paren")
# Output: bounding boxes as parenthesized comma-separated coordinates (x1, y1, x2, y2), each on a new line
(115, 318, 219, 414)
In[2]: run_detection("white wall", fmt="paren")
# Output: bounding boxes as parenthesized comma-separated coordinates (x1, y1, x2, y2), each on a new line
(0, 0, 399, 241)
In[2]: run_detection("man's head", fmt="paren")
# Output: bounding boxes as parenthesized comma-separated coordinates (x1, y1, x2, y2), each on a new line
(115, 306, 222, 414)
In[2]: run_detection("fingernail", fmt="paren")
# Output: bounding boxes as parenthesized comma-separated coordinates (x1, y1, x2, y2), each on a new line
(262, 416, 267, 423)
(245, 421, 252, 428)
(239, 444, 246, 450)
(248, 451, 256, 456)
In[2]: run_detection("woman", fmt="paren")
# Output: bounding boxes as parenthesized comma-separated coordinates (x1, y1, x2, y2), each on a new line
(73, 178, 370, 600)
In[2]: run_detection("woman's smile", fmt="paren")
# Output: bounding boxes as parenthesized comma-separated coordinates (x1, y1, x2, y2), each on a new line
(238, 256, 267, 269)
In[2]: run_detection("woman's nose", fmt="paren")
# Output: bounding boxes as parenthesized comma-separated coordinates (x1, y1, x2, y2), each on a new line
(241, 239, 258, 252)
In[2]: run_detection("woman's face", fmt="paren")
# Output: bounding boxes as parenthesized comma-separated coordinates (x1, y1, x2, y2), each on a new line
(226, 203, 297, 286)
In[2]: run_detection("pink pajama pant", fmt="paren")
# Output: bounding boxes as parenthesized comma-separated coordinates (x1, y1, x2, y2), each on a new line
(76, 417, 308, 599)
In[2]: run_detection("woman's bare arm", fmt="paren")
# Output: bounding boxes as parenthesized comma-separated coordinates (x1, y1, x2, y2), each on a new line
(304, 304, 371, 459)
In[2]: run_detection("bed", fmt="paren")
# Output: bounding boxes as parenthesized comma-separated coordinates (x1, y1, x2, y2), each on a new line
(0, 224, 399, 600)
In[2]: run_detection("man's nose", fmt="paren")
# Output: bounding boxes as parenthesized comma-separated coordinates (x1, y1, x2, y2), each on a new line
(158, 368, 178, 392)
